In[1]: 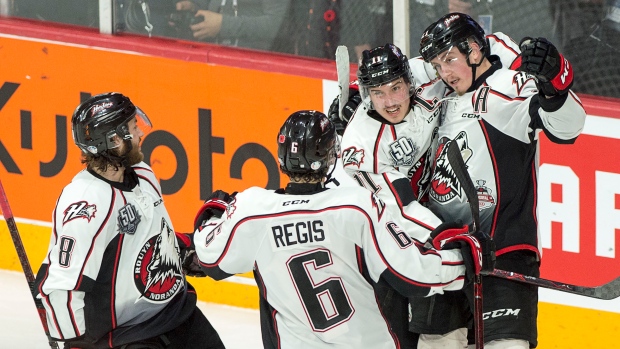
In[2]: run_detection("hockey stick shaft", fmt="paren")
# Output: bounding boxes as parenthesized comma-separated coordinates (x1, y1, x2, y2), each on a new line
(0, 180, 59, 349)
(335, 45, 350, 121)
(486, 269, 620, 300)
(446, 141, 484, 349)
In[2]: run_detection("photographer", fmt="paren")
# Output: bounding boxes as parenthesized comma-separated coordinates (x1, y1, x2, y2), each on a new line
(175, 0, 291, 51)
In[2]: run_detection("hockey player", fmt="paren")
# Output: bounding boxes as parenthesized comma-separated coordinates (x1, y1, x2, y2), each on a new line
(411, 13, 587, 348)
(34, 93, 225, 349)
(191, 110, 495, 349)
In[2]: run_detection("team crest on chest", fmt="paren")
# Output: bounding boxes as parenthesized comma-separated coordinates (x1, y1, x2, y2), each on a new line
(134, 218, 184, 302)
(118, 203, 142, 234)
(63, 201, 97, 224)
(429, 132, 472, 203)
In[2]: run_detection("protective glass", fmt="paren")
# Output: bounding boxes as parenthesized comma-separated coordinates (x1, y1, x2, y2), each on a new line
(105, 107, 152, 151)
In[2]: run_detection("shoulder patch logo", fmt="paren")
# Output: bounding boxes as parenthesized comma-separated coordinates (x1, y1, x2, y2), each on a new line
(63, 201, 97, 224)
(342, 146, 365, 168)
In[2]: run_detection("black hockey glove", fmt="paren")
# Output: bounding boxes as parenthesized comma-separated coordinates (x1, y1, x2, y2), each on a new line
(327, 88, 362, 136)
(193, 190, 237, 231)
(429, 221, 496, 284)
(176, 231, 206, 277)
(517, 37, 573, 97)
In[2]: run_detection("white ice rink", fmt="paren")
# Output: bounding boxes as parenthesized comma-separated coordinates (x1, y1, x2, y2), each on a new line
(0, 270, 262, 349)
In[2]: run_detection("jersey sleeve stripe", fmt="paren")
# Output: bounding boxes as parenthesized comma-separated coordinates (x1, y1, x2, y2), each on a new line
(137, 173, 162, 198)
(487, 34, 519, 54)
(373, 125, 387, 174)
(109, 233, 125, 329)
(67, 291, 81, 337)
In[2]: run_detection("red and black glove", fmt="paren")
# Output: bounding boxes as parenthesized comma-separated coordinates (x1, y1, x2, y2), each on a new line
(429, 221, 496, 283)
(516, 37, 573, 97)
(193, 190, 236, 231)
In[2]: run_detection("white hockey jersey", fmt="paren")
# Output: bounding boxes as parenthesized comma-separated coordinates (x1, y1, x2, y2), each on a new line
(425, 57, 586, 255)
(194, 185, 465, 349)
(35, 163, 195, 347)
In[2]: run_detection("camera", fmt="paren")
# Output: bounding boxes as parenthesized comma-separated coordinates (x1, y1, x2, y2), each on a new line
(169, 9, 203, 39)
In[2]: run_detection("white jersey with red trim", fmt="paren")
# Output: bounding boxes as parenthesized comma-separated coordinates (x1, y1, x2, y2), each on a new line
(35, 162, 194, 347)
(425, 60, 586, 255)
(194, 185, 465, 349)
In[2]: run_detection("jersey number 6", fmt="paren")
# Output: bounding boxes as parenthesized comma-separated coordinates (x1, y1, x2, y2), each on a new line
(287, 249, 355, 332)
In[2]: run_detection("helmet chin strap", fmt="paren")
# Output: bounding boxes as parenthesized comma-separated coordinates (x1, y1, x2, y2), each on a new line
(465, 50, 481, 90)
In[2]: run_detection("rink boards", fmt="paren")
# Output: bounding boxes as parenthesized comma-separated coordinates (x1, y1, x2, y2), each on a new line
(1, 18, 620, 348)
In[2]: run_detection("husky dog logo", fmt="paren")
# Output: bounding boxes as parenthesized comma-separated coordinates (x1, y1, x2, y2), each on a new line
(134, 218, 184, 302)
(430, 132, 472, 203)
(63, 201, 97, 224)
(342, 146, 365, 168)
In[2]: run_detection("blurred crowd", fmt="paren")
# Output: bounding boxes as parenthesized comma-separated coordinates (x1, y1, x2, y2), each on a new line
(8, 0, 620, 99)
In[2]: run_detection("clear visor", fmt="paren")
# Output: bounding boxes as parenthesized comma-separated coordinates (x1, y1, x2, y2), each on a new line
(360, 78, 414, 111)
(134, 107, 153, 137)
(106, 107, 152, 150)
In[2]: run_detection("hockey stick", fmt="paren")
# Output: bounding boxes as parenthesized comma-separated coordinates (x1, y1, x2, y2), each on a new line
(446, 141, 620, 302)
(445, 140, 484, 349)
(335, 45, 350, 121)
(487, 269, 620, 300)
(0, 180, 59, 349)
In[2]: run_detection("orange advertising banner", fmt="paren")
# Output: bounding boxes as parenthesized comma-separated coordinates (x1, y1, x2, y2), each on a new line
(0, 36, 324, 233)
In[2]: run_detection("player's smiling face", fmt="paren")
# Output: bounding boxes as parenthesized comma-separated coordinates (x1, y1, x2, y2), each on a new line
(369, 78, 411, 123)
(430, 47, 472, 96)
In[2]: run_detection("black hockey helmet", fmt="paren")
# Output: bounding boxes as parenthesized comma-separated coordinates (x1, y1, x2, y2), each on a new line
(357, 43, 413, 87)
(419, 12, 487, 63)
(277, 110, 338, 175)
(71, 92, 151, 157)
(357, 44, 415, 109)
